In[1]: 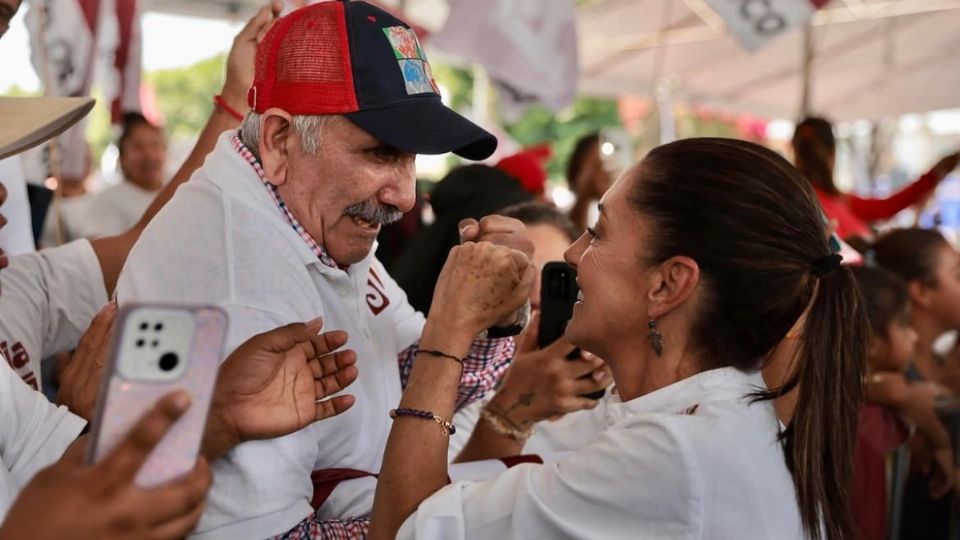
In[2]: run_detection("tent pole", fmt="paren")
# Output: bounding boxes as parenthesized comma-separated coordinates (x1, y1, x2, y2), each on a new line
(472, 64, 490, 129)
(799, 23, 814, 119)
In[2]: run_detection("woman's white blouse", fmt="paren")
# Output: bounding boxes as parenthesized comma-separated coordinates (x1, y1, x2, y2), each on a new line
(399, 367, 805, 540)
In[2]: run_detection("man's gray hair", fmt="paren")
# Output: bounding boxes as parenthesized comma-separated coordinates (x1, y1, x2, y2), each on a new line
(239, 112, 331, 160)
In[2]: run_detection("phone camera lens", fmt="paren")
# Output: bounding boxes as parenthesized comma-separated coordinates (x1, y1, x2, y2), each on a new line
(159, 352, 179, 372)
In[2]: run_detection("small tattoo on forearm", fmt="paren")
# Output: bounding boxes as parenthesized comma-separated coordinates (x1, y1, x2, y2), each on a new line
(496, 392, 534, 430)
(504, 392, 533, 415)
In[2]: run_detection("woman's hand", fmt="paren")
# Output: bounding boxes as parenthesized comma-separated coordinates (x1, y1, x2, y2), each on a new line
(202, 319, 358, 460)
(220, 1, 281, 111)
(487, 312, 611, 429)
(428, 241, 535, 340)
(926, 445, 956, 499)
(58, 301, 117, 420)
(0, 392, 211, 540)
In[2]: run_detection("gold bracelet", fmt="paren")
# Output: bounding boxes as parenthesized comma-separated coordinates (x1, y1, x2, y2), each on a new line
(480, 406, 534, 443)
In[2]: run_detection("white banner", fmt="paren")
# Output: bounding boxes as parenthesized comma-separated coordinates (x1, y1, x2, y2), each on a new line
(705, 0, 830, 51)
(26, 0, 99, 180)
(433, 0, 579, 122)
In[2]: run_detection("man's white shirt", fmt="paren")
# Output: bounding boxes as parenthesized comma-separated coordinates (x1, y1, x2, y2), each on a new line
(0, 240, 108, 389)
(0, 360, 85, 523)
(116, 132, 426, 539)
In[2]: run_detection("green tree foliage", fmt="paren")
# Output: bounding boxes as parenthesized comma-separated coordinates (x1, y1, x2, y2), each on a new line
(431, 63, 622, 183)
(85, 88, 113, 161)
(146, 53, 226, 141)
(2, 84, 41, 97)
(502, 98, 621, 181)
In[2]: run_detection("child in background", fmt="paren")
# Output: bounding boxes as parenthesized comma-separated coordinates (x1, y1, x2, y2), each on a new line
(851, 266, 955, 540)
(871, 228, 960, 538)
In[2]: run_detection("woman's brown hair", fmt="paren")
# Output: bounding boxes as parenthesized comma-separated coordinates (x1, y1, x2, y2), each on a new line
(635, 138, 866, 540)
(851, 265, 910, 339)
(872, 228, 949, 287)
(792, 116, 839, 195)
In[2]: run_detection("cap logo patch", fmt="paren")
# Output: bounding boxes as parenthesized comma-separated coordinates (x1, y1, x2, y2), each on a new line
(383, 26, 440, 96)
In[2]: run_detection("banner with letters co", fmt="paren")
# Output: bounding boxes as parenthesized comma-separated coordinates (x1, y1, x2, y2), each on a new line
(705, 0, 832, 51)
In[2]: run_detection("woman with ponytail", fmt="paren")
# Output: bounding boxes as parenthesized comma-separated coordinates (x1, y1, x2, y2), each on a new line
(792, 117, 959, 240)
(367, 138, 867, 540)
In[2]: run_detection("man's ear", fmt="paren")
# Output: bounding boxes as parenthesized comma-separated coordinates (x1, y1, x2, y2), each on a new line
(646, 256, 700, 320)
(259, 108, 294, 186)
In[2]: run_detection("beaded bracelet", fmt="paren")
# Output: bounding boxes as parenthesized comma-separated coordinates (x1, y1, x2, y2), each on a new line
(390, 407, 457, 436)
(417, 348, 465, 367)
(479, 406, 534, 443)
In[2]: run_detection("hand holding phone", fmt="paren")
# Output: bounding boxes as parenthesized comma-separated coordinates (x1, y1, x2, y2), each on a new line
(86, 303, 227, 488)
(539, 262, 606, 400)
(2, 391, 211, 540)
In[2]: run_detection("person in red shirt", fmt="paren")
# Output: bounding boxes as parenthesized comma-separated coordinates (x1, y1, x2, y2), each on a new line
(791, 117, 959, 240)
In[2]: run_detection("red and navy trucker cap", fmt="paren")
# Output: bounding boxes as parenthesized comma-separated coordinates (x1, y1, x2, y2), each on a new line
(248, 0, 497, 160)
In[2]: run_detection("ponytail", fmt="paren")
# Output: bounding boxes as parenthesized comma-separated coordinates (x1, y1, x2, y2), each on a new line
(787, 266, 866, 539)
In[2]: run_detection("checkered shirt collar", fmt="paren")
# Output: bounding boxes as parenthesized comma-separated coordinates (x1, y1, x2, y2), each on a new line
(230, 133, 339, 269)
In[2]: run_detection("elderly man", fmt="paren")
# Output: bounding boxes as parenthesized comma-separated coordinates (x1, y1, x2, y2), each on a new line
(117, 2, 529, 538)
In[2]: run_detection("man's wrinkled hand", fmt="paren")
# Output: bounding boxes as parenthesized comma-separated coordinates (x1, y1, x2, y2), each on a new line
(459, 215, 535, 260)
(58, 301, 117, 420)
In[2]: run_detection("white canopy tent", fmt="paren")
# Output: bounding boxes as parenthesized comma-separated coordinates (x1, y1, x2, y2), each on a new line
(139, 0, 449, 29)
(136, 0, 960, 122)
(577, 0, 960, 121)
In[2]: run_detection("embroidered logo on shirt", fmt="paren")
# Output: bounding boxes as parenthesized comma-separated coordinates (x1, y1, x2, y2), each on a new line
(681, 404, 700, 416)
(366, 268, 391, 315)
(2, 340, 36, 389)
(382, 26, 440, 95)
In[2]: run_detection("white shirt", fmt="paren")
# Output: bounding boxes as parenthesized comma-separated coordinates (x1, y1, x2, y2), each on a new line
(0, 359, 85, 522)
(0, 239, 108, 390)
(399, 368, 805, 540)
(116, 133, 426, 539)
(0, 157, 38, 256)
(75, 180, 157, 239)
(40, 196, 91, 248)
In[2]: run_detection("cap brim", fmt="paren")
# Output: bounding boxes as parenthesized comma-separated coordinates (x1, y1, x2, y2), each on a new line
(0, 96, 96, 161)
(345, 99, 497, 160)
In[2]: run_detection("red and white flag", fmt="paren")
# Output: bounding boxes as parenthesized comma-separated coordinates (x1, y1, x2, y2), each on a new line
(26, 0, 142, 178)
(107, 0, 143, 123)
(26, 0, 100, 179)
(705, 0, 832, 51)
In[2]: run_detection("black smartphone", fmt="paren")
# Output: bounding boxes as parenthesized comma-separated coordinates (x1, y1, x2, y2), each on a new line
(538, 262, 605, 400)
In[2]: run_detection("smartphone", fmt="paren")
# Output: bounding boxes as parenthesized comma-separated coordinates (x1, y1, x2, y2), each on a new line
(538, 262, 605, 400)
(86, 303, 228, 488)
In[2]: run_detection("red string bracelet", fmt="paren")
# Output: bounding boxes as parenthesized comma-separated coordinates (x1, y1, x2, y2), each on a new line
(213, 94, 246, 121)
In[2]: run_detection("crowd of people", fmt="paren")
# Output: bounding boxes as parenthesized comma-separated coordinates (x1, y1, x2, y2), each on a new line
(1, 0, 959, 539)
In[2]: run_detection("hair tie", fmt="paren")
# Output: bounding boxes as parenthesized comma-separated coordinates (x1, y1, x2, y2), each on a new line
(811, 253, 842, 277)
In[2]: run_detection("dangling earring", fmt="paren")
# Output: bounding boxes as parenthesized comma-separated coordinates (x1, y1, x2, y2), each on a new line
(647, 319, 663, 357)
